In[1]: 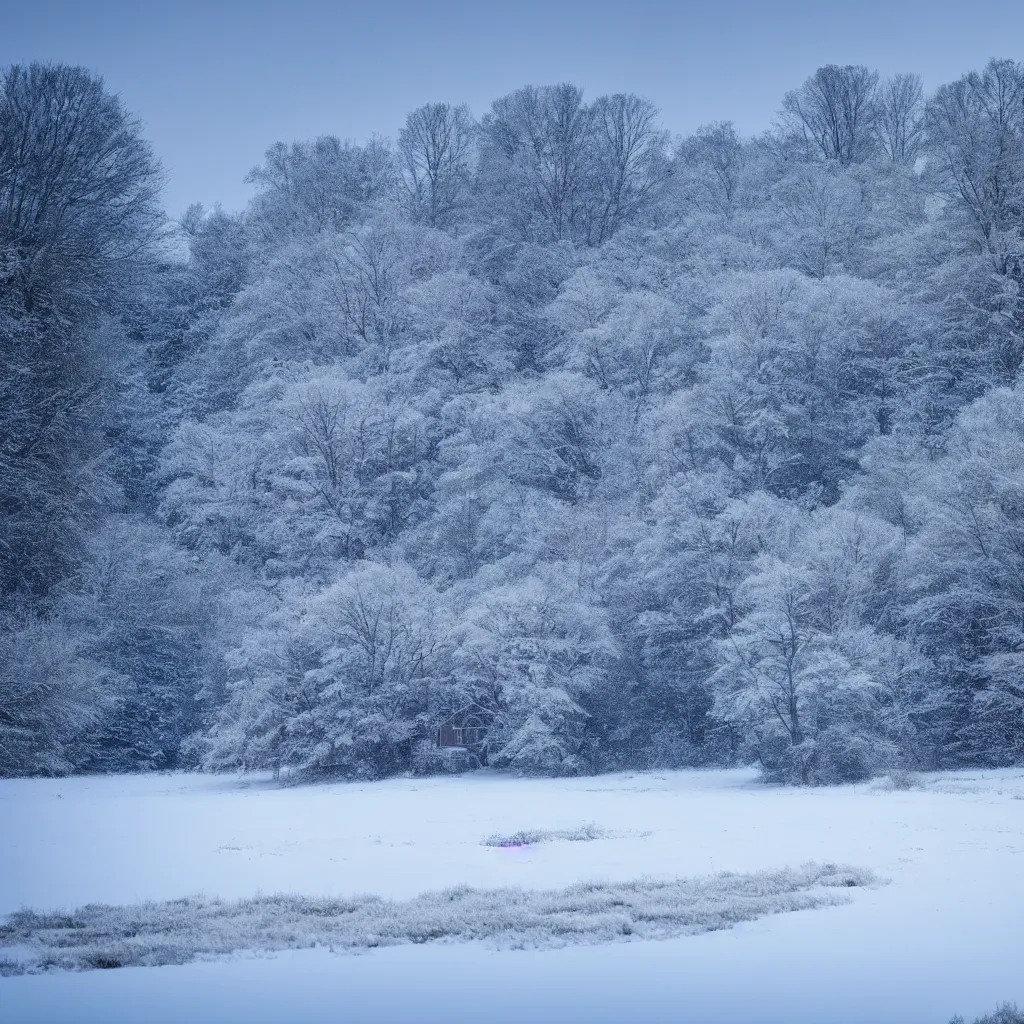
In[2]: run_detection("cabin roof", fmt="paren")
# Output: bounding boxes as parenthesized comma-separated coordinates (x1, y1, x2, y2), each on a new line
(436, 702, 491, 727)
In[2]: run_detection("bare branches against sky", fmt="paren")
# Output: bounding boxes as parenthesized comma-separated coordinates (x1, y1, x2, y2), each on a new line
(3, 0, 1021, 214)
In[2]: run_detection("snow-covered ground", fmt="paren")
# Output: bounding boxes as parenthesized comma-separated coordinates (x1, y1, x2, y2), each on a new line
(1, 767, 1022, 1023)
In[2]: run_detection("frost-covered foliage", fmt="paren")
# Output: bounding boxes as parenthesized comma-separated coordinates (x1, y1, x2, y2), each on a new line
(950, 1006, 1024, 1024)
(5, 59, 1024, 780)
(202, 563, 452, 779)
(0, 862, 875, 974)
(0, 614, 118, 776)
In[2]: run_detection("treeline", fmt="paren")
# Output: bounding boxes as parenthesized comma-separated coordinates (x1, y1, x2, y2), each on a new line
(2, 59, 1023, 783)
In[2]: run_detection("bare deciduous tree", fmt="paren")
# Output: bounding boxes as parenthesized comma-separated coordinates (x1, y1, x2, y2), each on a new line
(589, 93, 669, 242)
(676, 121, 747, 218)
(875, 73, 925, 163)
(483, 83, 597, 242)
(246, 135, 396, 240)
(481, 84, 667, 244)
(782, 64, 879, 165)
(926, 59, 1024, 267)
(398, 103, 476, 228)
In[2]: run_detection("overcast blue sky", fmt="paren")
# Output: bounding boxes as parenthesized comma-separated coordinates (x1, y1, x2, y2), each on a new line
(3, 1, 1020, 217)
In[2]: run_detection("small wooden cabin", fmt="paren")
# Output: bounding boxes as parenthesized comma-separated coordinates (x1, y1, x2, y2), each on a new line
(435, 706, 489, 748)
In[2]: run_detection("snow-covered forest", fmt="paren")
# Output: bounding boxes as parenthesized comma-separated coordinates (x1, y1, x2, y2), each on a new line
(3, 58, 1024, 785)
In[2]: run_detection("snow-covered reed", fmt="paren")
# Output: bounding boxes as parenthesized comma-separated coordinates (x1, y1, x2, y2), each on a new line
(482, 822, 610, 846)
(0, 862, 875, 975)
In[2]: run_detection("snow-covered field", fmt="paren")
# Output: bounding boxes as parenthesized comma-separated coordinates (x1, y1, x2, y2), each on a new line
(1, 767, 1022, 1023)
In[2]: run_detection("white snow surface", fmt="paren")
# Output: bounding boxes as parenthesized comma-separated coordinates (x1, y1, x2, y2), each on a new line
(1, 767, 1023, 1023)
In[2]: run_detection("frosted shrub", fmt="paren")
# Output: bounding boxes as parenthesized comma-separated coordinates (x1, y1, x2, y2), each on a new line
(490, 714, 584, 776)
(759, 729, 888, 786)
(811, 728, 886, 784)
(885, 769, 920, 791)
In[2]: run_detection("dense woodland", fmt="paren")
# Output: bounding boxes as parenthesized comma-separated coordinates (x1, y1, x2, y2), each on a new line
(2, 59, 1024, 783)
